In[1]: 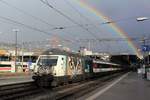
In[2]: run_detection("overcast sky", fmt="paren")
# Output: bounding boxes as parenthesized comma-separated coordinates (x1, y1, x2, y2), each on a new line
(0, 0, 149, 54)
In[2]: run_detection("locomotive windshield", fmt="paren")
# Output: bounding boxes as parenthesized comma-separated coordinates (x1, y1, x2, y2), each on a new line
(37, 56, 58, 66)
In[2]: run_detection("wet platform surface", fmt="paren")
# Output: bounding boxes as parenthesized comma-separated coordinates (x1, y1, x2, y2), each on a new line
(79, 72, 150, 100)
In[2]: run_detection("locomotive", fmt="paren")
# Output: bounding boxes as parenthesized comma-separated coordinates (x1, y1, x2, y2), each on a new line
(32, 49, 123, 87)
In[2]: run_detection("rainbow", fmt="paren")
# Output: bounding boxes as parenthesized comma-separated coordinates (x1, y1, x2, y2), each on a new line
(73, 0, 142, 58)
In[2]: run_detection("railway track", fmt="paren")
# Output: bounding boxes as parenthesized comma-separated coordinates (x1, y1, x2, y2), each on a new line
(54, 72, 123, 100)
(0, 72, 125, 100)
(0, 81, 41, 100)
(0, 80, 83, 100)
(28, 72, 125, 100)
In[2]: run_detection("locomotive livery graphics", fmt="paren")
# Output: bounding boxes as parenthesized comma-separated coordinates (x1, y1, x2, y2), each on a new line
(67, 56, 83, 77)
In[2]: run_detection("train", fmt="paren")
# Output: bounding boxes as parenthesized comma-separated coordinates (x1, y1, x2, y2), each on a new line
(32, 49, 124, 87)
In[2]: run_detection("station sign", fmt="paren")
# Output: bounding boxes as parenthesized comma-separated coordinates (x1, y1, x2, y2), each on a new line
(141, 45, 150, 52)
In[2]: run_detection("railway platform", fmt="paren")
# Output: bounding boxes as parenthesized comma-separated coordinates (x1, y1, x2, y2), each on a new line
(79, 72, 150, 100)
(0, 72, 33, 86)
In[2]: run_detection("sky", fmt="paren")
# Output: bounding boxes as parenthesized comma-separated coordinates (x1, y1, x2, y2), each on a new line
(0, 0, 149, 54)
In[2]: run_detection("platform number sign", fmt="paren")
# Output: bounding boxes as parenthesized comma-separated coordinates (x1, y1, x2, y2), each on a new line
(141, 45, 150, 52)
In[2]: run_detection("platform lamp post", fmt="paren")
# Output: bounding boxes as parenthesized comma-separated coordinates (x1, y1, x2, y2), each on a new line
(141, 37, 147, 63)
(140, 37, 148, 78)
(12, 29, 19, 72)
(136, 16, 149, 61)
(136, 17, 149, 78)
(21, 42, 24, 69)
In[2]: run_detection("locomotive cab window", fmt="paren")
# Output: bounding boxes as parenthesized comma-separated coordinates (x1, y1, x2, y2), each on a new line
(37, 56, 58, 66)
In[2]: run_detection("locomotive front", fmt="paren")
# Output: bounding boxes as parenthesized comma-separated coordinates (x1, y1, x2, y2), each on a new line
(32, 55, 58, 86)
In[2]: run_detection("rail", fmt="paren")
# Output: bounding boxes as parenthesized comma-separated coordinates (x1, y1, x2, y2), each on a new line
(0, 72, 126, 100)
(0, 81, 40, 100)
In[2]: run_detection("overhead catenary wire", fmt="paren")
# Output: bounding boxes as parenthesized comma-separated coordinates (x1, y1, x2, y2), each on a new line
(0, 0, 82, 42)
(76, 37, 150, 52)
(0, 0, 149, 52)
(63, 0, 150, 39)
(40, 0, 99, 39)
(101, 16, 150, 24)
(76, 37, 150, 53)
(42, 0, 149, 42)
(76, 37, 150, 43)
(0, 0, 85, 48)
(63, 0, 106, 35)
(63, 0, 109, 50)
(0, 0, 97, 31)
(2, 0, 146, 31)
(0, 15, 79, 45)
(2, 0, 148, 30)
(0, 0, 55, 28)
